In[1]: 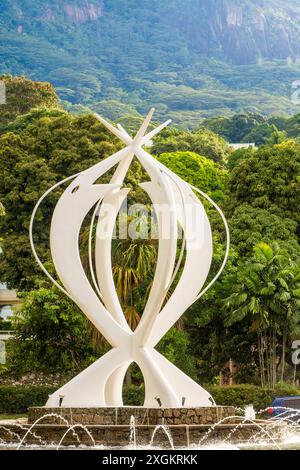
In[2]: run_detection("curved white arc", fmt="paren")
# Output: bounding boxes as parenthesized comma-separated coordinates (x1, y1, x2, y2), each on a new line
(49, 146, 135, 346)
(70, 146, 133, 188)
(164, 171, 186, 291)
(95, 188, 132, 331)
(29, 172, 80, 301)
(153, 158, 230, 299)
(150, 159, 230, 302)
(144, 349, 214, 407)
(94, 150, 135, 330)
(135, 348, 180, 407)
(50, 182, 130, 346)
(134, 147, 178, 345)
(47, 347, 131, 407)
(145, 174, 213, 348)
(30, 145, 132, 302)
(136, 147, 178, 292)
(104, 363, 131, 406)
(190, 184, 230, 302)
(88, 198, 104, 300)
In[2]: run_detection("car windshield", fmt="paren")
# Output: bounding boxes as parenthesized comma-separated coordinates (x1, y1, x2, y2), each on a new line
(282, 398, 300, 409)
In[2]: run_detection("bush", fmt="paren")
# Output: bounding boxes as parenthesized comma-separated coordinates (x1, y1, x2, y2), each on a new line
(207, 384, 300, 411)
(123, 385, 145, 406)
(1, 384, 299, 414)
(0, 321, 12, 331)
(123, 384, 300, 410)
(0, 386, 56, 413)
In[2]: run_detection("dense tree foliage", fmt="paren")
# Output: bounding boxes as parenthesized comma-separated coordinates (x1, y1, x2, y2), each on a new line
(0, 111, 123, 289)
(0, 76, 58, 129)
(229, 205, 300, 258)
(158, 151, 226, 203)
(152, 127, 230, 164)
(204, 112, 300, 146)
(227, 141, 300, 229)
(203, 113, 266, 143)
(1, 77, 300, 389)
(224, 242, 300, 387)
(8, 287, 100, 374)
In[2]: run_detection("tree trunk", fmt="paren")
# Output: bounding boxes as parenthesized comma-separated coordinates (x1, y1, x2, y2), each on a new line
(293, 362, 297, 387)
(258, 332, 265, 387)
(258, 333, 263, 387)
(266, 331, 271, 388)
(271, 326, 277, 388)
(125, 366, 132, 387)
(280, 327, 287, 383)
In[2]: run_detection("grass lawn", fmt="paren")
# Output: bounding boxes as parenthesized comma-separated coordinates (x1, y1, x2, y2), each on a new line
(0, 414, 27, 420)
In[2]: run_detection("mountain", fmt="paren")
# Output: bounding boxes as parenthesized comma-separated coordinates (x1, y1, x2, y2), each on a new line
(2, 0, 300, 126)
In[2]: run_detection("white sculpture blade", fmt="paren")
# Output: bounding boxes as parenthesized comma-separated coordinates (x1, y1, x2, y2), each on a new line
(30, 109, 229, 408)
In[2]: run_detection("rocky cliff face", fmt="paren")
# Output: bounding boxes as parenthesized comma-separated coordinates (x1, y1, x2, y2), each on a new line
(63, 1, 103, 24)
(5, 0, 300, 64)
(8, 0, 104, 26)
(167, 0, 300, 64)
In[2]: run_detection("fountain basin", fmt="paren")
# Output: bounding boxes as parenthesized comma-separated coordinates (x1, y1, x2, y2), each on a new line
(0, 421, 286, 448)
(28, 406, 236, 426)
(0, 407, 288, 448)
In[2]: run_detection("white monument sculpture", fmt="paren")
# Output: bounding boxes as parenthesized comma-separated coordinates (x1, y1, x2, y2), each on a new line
(30, 109, 229, 409)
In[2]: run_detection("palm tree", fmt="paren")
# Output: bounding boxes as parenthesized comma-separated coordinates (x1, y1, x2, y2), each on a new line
(224, 242, 300, 388)
(112, 240, 157, 328)
(112, 239, 157, 386)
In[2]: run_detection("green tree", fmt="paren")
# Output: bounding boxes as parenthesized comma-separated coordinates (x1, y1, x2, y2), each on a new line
(152, 127, 230, 164)
(158, 151, 226, 203)
(229, 204, 300, 258)
(224, 242, 300, 387)
(203, 113, 266, 143)
(227, 146, 256, 171)
(227, 140, 300, 233)
(242, 123, 286, 146)
(0, 76, 58, 130)
(7, 287, 99, 375)
(0, 111, 123, 290)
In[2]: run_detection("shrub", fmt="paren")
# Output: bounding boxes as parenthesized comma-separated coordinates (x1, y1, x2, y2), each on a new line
(207, 384, 300, 411)
(1, 384, 299, 414)
(0, 386, 56, 413)
(0, 321, 12, 331)
(123, 384, 145, 406)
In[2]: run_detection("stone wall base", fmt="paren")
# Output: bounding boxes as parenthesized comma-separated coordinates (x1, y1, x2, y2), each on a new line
(28, 406, 236, 426)
(0, 422, 286, 448)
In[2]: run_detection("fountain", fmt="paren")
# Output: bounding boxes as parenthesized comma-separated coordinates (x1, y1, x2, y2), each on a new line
(0, 404, 293, 449)
(0, 110, 289, 450)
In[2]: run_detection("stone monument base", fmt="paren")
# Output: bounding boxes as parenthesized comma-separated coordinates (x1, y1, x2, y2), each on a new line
(0, 407, 287, 448)
(28, 406, 235, 426)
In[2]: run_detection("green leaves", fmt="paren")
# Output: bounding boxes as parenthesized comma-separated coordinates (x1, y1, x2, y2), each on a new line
(154, 131, 230, 165)
(157, 151, 226, 205)
(0, 105, 123, 290)
(254, 242, 274, 263)
(223, 241, 300, 336)
(7, 286, 97, 375)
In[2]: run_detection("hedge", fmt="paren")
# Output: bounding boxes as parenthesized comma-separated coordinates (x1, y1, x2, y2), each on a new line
(207, 384, 300, 412)
(123, 384, 300, 411)
(0, 384, 299, 414)
(0, 321, 12, 331)
(0, 386, 56, 414)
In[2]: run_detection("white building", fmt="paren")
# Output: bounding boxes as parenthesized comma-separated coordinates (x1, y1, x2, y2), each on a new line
(229, 143, 257, 151)
(0, 283, 20, 320)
